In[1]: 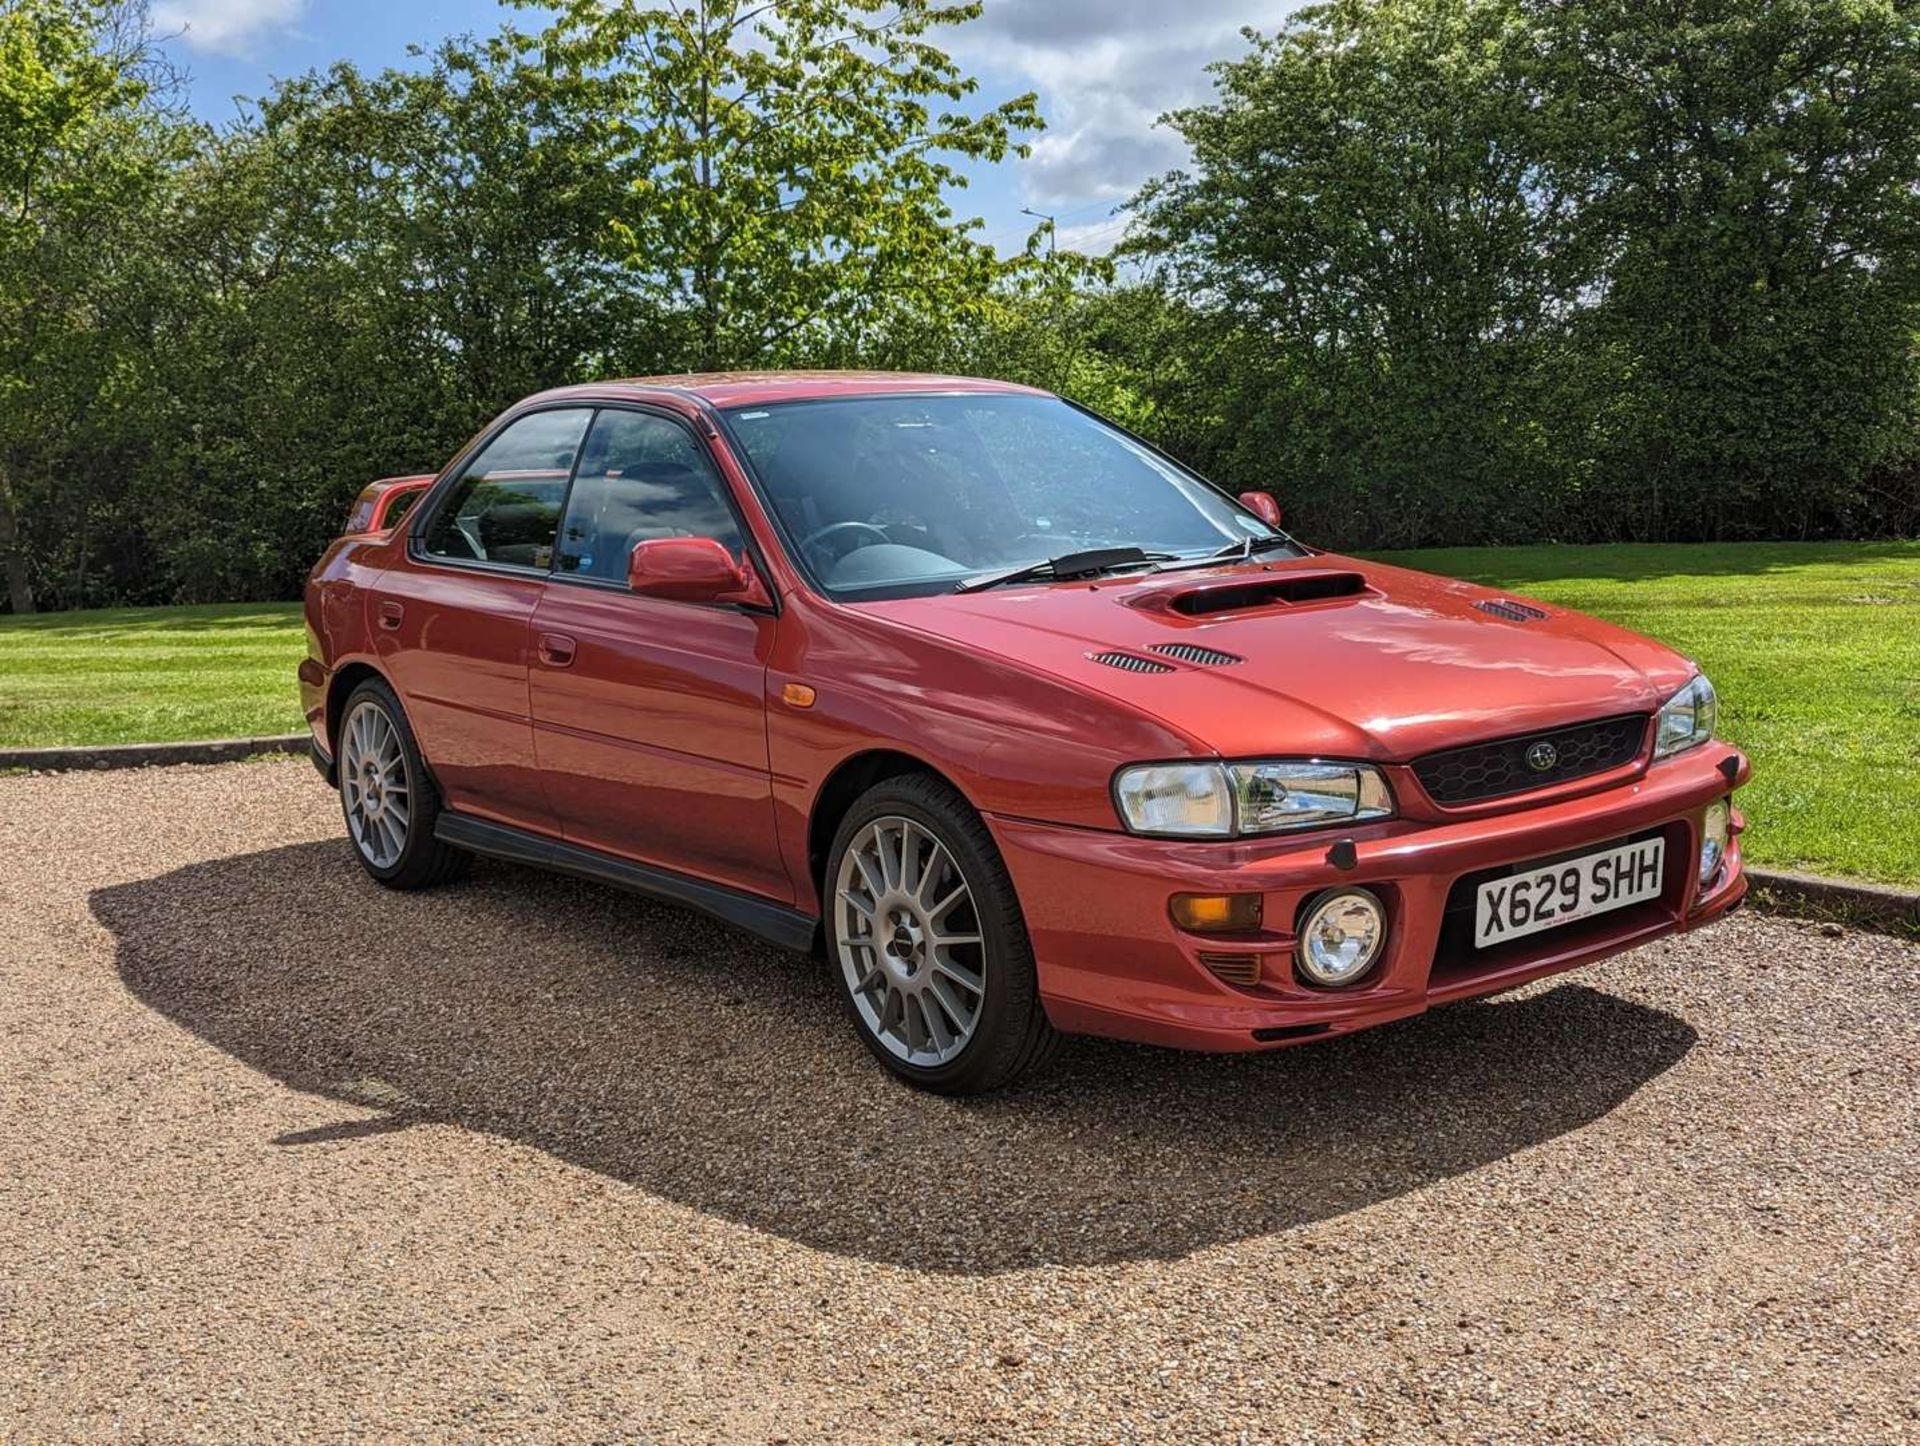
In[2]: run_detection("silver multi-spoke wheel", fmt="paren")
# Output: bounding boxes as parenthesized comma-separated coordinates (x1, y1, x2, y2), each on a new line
(340, 699, 411, 870)
(834, 815, 986, 1067)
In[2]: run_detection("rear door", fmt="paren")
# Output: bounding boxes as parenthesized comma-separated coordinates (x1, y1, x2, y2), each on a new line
(373, 406, 592, 833)
(528, 405, 789, 901)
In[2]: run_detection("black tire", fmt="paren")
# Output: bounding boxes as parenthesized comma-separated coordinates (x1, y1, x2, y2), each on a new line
(824, 773, 1061, 1094)
(335, 677, 471, 890)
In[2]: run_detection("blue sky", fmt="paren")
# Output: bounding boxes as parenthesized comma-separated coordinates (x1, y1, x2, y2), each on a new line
(153, 0, 1302, 255)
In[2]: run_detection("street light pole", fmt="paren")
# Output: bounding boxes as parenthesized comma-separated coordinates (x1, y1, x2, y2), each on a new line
(1020, 208, 1056, 259)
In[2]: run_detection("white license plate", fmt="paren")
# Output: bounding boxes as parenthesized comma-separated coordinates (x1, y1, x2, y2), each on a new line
(1474, 837, 1665, 948)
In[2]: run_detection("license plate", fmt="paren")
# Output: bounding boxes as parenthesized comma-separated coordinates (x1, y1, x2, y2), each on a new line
(1474, 837, 1665, 948)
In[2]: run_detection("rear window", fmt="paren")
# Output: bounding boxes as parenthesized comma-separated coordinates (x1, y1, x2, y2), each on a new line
(419, 409, 592, 569)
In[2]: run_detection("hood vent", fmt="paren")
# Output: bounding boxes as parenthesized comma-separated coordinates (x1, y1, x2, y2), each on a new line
(1088, 650, 1176, 674)
(1473, 598, 1550, 622)
(1151, 642, 1244, 667)
(1138, 570, 1370, 618)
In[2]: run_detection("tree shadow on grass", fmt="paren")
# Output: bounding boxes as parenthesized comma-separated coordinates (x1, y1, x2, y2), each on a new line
(91, 841, 1697, 1274)
(1, 604, 302, 637)
(1363, 538, 1920, 587)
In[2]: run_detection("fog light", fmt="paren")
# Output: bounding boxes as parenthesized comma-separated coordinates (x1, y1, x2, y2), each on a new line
(1700, 799, 1731, 883)
(1171, 892, 1263, 933)
(1296, 888, 1387, 987)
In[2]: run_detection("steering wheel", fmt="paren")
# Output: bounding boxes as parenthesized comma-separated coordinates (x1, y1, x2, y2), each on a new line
(801, 520, 891, 563)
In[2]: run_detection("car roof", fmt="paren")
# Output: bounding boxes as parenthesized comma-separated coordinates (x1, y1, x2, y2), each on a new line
(526, 370, 1053, 410)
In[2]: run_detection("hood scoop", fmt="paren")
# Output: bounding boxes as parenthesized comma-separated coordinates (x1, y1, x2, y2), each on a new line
(1131, 569, 1372, 618)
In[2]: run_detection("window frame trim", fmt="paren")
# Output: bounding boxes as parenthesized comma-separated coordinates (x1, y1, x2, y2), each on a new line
(408, 397, 779, 616)
(545, 401, 761, 606)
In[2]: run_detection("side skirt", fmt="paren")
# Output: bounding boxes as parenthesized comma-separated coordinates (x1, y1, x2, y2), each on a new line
(434, 810, 818, 955)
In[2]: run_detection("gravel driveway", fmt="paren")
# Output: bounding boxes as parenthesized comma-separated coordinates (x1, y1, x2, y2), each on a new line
(1, 761, 1914, 1442)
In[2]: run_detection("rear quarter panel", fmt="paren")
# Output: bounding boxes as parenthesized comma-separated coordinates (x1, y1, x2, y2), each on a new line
(301, 533, 401, 751)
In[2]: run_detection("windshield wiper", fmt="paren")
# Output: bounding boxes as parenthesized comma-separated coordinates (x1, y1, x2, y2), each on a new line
(1207, 534, 1300, 561)
(1134, 534, 1301, 578)
(955, 546, 1177, 594)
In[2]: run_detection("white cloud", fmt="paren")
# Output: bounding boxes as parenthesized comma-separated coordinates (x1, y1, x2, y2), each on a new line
(153, 0, 307, 58)
(1055, 213, 1136, 256)
(955, 0, 1305, 229)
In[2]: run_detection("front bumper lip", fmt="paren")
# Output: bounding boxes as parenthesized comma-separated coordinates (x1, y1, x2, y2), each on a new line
(988, 742, 1749, 1052)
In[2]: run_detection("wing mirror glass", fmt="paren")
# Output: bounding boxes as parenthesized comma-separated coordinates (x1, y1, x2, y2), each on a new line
(627, 536, 769, 606)
(1238, 491, 1284, 529)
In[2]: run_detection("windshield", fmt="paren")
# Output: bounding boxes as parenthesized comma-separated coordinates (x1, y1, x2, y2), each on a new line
(723, 393, 1299, 599)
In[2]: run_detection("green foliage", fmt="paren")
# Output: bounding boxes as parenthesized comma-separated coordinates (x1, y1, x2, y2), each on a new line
(1127, 0, 1920, 549)
(130, 36, 652, 602)
(517, 0, 1037, 367)
(1, 0, 1918, 611)
(1538, 0, 1920, 541)
(0, 0, 164, 613)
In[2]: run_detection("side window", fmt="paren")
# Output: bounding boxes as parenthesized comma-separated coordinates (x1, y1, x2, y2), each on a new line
(383, 488, 424, 530)
(555, 409, 744, 581)
(420, 409, 592, 568)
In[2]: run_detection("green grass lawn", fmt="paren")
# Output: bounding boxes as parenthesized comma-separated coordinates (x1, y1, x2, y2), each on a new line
(2, 541, 1916, 884)
(0, 602, 306, 749)
(1370, 542, 1920, 886)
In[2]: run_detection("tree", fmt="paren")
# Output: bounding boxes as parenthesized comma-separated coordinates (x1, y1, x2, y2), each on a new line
(517, 0, 1040, 369)
(1532, 0, 1920, 539)
(1128, 0, 1593, 547)
(0, 0, 159, 612)
(129, 34, 655, 602)
(1125, 0, 1920, 546)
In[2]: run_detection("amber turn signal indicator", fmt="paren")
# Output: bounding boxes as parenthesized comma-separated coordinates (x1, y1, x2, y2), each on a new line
(781, 682, 817, 708)
(1170, 892, 1263, 932)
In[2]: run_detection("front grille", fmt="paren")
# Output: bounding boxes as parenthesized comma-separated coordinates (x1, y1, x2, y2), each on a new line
(1088, 651, 1175, 674)
(1413, 714, 1647, 806)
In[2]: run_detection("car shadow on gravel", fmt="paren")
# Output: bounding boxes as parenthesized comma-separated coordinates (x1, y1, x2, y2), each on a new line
(91, 841, 1698, 1274)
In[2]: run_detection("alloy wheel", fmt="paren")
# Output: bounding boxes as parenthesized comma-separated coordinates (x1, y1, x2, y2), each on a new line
(834, 815, 987, 1066)
(341, 699, 411, 870)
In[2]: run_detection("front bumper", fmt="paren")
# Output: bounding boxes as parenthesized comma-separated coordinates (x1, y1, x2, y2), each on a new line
(988, 742, 1749, 1052)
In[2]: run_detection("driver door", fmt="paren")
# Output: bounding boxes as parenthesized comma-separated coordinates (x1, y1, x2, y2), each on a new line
(528, 406, 790, 902)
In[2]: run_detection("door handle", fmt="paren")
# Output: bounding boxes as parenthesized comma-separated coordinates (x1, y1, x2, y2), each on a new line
(537, 632, 577, 667)
(377, 600, 404, 631)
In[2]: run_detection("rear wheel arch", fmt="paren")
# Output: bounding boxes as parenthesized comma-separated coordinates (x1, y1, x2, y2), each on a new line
(325, 661, 388, 760)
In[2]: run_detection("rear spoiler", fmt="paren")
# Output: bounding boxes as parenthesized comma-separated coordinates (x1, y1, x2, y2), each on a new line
(343, 474, 436, 536)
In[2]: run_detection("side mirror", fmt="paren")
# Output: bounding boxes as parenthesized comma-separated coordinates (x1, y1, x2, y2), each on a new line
(1239, 491, 1284, 529)
(627, 536, 769, 607)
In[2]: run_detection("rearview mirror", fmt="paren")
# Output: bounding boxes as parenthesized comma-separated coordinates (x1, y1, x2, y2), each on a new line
(1239, 491, 1284, 529)
(628, 536, 767, 606)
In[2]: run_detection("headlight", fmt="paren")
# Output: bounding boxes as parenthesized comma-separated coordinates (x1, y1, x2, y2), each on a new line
(1110, 762, 1234, 837)
(1114, 760, 1394, 838)
(1653, 673, 1717, 759)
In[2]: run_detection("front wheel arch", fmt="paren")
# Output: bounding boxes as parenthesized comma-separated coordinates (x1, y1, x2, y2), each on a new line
(806, 748, 970, 900)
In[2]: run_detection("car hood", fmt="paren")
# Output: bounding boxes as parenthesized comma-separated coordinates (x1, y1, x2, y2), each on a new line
(855, 554, 1696, 761)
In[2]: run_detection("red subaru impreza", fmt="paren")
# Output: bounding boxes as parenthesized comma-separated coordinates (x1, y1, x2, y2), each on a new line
(301, 372, 1748, 1092)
